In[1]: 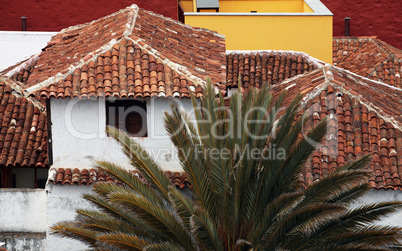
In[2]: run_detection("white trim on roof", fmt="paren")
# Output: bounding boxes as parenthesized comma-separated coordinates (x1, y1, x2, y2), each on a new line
(304, 0, 332, 15)
(185, 0, 332, 16)
(185, 12, 331, 16)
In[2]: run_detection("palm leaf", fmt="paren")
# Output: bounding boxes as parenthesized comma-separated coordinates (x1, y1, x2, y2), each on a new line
(109, 191, 195, 251)
(106, 126, 171, 201)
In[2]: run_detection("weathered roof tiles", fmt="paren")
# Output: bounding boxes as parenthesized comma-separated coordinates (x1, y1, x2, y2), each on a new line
(333, 37, 402, 88)
(48, 167, 191, 188)
(0, 78, 48, 168)
(270, 65, 402, 190)
(1, 4, 226, 99)
(226, 50, 324, 92)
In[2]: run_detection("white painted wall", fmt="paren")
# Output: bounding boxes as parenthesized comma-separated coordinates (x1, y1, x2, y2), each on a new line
(50, 97, 194, 172)
(0, 31, 55, 71)
(46, 184, 92, 251)
(353, 189, 402, 227)
(0, 189, 46, 232)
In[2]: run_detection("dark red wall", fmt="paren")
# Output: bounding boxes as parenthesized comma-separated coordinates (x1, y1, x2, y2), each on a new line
(0, 0, 177, 32)
(1, 1, 400, 49)
(321, 0, 402, 49)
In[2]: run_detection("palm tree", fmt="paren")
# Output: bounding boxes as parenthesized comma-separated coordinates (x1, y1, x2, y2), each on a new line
(52, 83, 402, 250)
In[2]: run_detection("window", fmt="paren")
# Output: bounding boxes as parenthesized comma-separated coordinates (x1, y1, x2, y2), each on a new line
(106, 100, 147, 137)
(0, 167, 48, 188)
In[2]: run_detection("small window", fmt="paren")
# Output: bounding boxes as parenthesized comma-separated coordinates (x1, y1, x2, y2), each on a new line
(106, 100, 147, 137)
(0, 167, 48, 188)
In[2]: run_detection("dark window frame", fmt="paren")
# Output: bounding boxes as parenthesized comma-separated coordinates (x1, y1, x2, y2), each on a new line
(106, 99, 148, 137)
(0, 166, 48, 189)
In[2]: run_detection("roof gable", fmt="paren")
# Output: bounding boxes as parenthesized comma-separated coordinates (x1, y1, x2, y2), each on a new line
(271, 65, 402, 190)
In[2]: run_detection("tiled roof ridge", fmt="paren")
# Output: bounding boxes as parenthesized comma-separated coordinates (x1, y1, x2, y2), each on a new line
(279, 65, 402, 131)
(57, 4, 137, 35)
(0, 77, 46, 111)
(24, 6, 140, 96)
(328, 65, 402, 130)
(363, 38, 402, 80)
(23, 4, 221, 97)
(299, 67, 332, 108)
(226, 50, 325, 69)
(371, 38, 402, 61)
(2, 52, 40, 80)
(333, 36, 377, 40)
(269, 67, 323, 90)
(24, 38, 121, 96)
(334, 36, 402, 66)
(126, 36, 206, 92)
(139, 8, 225, 39)
(331, 64, 402, 91)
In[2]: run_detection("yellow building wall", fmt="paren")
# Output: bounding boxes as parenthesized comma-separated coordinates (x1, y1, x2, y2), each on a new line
(303, 2, 314, 12)
(219, 0, 303, 12)
(181, 0, 306, 13)
(180, 0, 194, 12)
(185, 15, 332, 63)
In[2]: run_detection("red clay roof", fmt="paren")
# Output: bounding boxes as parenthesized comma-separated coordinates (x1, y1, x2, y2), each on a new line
(270, 65, 402, 190)
(48, 167, 191, 188)
(1, 4, 226, 99)
(333, 37, 402, 88)
(226, 51, 323, 91)
(0, 78, 48, 168)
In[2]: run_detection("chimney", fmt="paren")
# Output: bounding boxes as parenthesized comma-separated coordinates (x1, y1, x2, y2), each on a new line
(21, 16, 27, 31)
(344, 17, 351, 36)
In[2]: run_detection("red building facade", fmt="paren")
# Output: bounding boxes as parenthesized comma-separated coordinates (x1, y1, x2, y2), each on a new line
(0, 0, 400, 49)
(0, 0, 178, 31)
(321, 0, 401, 49)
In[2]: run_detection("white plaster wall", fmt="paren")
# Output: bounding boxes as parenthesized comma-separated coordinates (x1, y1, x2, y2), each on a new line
(0, 31, 55, 71)
(46, 184, 93, 251)
(353, 189, 402, 227)
(50, 97, 194, 171)
(0, 189, 46, 232)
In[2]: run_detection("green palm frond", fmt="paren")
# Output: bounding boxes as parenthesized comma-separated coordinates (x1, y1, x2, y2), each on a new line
(144, 242, 185, 251)
(94, 161, 164, 205)
(325, 225, 402, 248)
(51, 221, 98, 247)
(106, 126, 171, 201)
(96, 232, 149, 250)
(190, 206, 223, 251)
(290, 202, 402, 250)
(168, 186, 194, 230)
(109, 191, 196, 251)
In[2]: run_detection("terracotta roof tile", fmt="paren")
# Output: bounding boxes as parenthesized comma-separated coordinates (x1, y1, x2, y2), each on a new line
(0, 78, 48, 168)
(333, 37, 402, 88)
(226, 51, 323, 92)
(1, 4, 226, 98)
(269, 65, 402, 190)
(48, 167, 191, 188)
